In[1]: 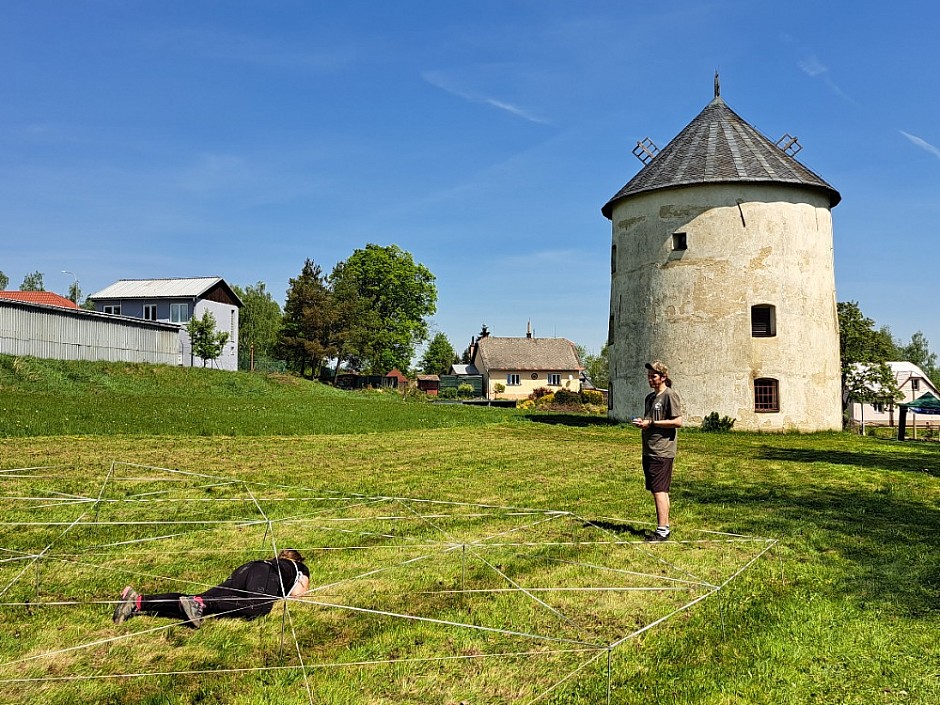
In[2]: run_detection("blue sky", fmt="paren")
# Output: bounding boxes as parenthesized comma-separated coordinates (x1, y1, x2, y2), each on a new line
(2, 1, 938, 360)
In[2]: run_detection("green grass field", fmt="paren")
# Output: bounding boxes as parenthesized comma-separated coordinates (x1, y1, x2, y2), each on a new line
(0, 356, 937, 704)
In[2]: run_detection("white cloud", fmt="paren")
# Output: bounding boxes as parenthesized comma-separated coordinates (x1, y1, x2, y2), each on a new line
(422, 70, 549, 125)
(798, 55, 827, 77)
(899, 130, 940, 159)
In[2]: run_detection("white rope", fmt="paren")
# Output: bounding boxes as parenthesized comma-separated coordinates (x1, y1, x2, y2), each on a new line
(293, 595, 602, 648)
(0, 459, 779, 701)
(397, 499, 588, 634)
(522, 649, 609, 705)
(0, 647, 603, 683)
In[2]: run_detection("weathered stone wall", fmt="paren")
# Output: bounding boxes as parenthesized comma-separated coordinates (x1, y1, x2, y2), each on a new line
(608, 183, 841, 431)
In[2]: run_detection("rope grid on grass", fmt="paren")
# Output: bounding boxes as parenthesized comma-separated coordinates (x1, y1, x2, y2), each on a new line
(0, 460, 776, 703)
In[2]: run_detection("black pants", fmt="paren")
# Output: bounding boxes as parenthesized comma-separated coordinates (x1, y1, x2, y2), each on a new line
(140, 562, 279, 621)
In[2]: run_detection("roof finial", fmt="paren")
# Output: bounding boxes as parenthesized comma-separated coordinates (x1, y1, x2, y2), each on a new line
(714, 70, 720, 99)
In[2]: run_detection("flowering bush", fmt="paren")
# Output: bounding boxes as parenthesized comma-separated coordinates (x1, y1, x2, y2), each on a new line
(580, 389, 604, 405)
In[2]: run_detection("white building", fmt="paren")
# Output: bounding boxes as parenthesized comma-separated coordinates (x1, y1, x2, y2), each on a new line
(88, 277, 242, 371)
(602, 82, 842, 431)
(851, 362, 940, 428)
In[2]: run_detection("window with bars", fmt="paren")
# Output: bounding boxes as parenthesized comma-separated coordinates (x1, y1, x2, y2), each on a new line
(754, 378, 779, 412)
(751, 305, 776, 337)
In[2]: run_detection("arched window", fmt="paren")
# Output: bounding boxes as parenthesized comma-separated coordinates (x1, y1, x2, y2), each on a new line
(751, 304, 776, 337)
(754, 378, 779, 412)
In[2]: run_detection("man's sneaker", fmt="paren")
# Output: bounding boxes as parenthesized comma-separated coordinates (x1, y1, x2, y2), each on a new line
(179, 596, 205, 628)
(645, 529, 671, 543)
(113, 586, 139, 624)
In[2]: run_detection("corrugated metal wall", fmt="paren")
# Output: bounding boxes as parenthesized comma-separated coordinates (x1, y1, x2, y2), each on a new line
(0, 301, 180, 365)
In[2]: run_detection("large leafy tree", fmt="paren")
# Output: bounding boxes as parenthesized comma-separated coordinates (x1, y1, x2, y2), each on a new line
(419, 332, 457, 376)
(330, 244, 436, 374)
(279, 259, 336, 378)
(837, 301, 901, 414)
(186, 310, 230, 367)
(233, 282, 283, 370)
(0, 271, 8, 289)
(20, 271, 44, 291)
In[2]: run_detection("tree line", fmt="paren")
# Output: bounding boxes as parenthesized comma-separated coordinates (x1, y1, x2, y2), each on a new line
(237, 244, 437, 378)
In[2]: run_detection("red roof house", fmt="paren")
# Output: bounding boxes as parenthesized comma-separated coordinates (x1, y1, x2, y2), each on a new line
(0, 291, 79, 309)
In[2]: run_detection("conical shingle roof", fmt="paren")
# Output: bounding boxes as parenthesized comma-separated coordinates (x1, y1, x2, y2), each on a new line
(602, 96, 840, 219)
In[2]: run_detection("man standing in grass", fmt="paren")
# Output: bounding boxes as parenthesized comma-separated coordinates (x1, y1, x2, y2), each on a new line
(632, 361, 683, 542)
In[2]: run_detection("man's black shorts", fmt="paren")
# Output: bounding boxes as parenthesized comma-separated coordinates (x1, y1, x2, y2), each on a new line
(642, 456, 674, 493)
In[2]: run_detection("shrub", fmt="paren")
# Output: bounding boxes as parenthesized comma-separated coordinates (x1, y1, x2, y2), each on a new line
(457, 383, 474, 398)
(517, 398, 535, 410)
(534, 393, 555, 407)
(438, 387, 457, 399)
(553, 388, 582, 406)
(701, 411, 735, 432)
(580, 389, 604, 405)
(530, 387, 552, 400)
(493, 382, 506, 395)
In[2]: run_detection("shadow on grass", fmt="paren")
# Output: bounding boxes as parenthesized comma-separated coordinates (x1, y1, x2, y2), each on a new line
(524, 413, 619, 428)
(755, 443, 940, 477)
(581, 520, 648, 538)
(679, 478, 940, 616)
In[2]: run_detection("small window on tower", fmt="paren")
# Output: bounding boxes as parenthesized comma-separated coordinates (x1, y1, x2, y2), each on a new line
(754, 378, 780, 412)
(672, 232, 687, 250)
(611, 243, 617, 273)
(751, 305, 776, 337)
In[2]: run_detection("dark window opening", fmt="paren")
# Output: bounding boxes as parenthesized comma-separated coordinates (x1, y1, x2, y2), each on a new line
(754, 378, 779, 412)
(672, 232, 687, 250)
(611, 243, 617, 273)
(751, 305, 776, 337)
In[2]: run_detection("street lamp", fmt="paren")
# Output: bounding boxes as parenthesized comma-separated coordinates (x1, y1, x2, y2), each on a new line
(61, 270, 79, 303)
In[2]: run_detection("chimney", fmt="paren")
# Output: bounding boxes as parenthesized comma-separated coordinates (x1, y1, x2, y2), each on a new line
(526, 320, 532, 339)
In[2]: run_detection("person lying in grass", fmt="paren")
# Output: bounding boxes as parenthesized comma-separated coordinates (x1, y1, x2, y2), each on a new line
(112, 548, 310, 628)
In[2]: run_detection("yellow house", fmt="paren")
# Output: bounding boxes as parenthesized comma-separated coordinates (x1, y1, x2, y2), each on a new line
(470, 331, 583, 400)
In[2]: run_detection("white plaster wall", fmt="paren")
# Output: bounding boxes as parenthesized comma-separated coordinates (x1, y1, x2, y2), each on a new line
(608, 183, 841, 431)
(182, 300, 239, 371)
(486, 370, 580, 399)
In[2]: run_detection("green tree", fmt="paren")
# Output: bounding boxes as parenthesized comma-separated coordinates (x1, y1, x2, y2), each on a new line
(419, 332, 457, 376)
(186, 310, 230, 367)
(837, 301, 901, 416)
(67, 280, 82, 305)
(579, 343, 609, 390)
(899, 331, 940, 388)
(0, 271, 8, 289)
(233, 282, 283, 370)
(20, 271, 44, 291)
(330, 244, 436, 374)
(278, 259, 336, 378)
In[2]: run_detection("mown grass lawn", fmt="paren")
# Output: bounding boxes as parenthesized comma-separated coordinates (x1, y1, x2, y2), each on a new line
(0, 357, 937, 704)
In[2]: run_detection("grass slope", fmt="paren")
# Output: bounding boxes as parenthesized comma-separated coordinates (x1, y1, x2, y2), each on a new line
(0, 355, 517, 436)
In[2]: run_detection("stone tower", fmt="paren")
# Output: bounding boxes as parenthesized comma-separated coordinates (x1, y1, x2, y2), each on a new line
(602, 84, 842, 431)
